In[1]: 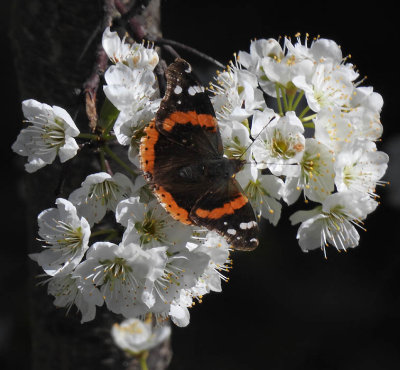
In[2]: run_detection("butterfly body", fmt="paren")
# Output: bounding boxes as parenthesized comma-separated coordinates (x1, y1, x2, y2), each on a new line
(140, 58, 259, 250)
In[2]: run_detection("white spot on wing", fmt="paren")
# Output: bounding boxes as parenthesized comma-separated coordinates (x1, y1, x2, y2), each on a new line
(227, 229, 236, 235)
(174, 86, 182, 94)
(239, 221, 258, 229)
(188, 85, 205, 96)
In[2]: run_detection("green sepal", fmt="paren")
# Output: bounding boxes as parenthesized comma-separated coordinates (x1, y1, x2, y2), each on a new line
(98, 98, 120, 133)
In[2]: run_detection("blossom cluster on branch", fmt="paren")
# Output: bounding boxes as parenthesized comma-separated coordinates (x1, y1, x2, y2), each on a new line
(12, 28, 388, 327)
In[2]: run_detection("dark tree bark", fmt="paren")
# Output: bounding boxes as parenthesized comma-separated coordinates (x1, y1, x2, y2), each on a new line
(10, 1, 171, 369)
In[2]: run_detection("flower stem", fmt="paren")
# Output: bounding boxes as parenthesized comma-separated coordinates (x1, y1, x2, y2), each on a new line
(280, 86, 288, 112)
(102, 144, 138, 177)
(291, 91, 305, 111)
(298, 105, 310, 119)
(275, 84, 283, 116)
(139, 351, 149, 370)
(99, 149, 107, 172)
(91, 229, 117, 238)
(103, 117, 117, 137)
(288, 91, 296, 111)
(302, 121, 315, 128)
(301, 114, 317, 122)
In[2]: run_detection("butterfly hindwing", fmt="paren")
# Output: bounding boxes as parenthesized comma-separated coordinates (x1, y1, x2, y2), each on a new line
(190, 178, 259, 251)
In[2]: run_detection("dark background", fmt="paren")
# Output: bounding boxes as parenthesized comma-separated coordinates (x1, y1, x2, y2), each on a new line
(2, 1, 400, 369)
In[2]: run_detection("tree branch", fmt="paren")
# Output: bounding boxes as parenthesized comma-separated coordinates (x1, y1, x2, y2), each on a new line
(83, 0, 115, 132)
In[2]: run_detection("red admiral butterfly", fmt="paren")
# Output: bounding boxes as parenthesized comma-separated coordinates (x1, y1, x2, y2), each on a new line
(140, 58, 259, 251)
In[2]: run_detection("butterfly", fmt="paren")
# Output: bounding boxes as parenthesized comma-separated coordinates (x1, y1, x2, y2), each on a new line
(140, 58, 259, 251)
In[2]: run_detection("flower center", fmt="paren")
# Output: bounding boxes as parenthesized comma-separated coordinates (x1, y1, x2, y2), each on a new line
(301, 151, 322, 181)
(343, 164, 356, 186)
(100, 257, 133, 289)
(42, 117, 66, 149)
(88, 180, 120, 206)
(224, 136, 246, 159)
(117, 321, 144, 335)
(245, 179, 267, 201)
(55, 222, 84, 254)
(270, 130, 302, 159)
(135, 210, 166, 245)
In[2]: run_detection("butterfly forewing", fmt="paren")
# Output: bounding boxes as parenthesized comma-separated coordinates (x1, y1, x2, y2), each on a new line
(155, 58, 223, 156)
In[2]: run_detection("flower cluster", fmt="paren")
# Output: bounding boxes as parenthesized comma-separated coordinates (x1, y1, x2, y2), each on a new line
(213, 34, 388, 257)
(14, 28, 231, 326)
(12, 29, 388, 326)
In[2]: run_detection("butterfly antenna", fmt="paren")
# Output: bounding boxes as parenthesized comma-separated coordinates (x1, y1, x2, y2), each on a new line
(239, 117, 274, 161)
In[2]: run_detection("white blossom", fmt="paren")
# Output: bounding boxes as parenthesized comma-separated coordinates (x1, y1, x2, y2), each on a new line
(103, 62, 159, 116)
(12, 99, 79, 173)
(113, 109, 159, 167)
(102, 27, 159, 70)
(258, 43, 314, 96)
(74, 241, 167, 318)
(238, 38, 284, 74)
(283, 138, 335, 205)
(210, 59, 265, 124)
(251, 110, 305, 176)
(30, 198, 90, 276)
(284, 36, 343, 65)
(191, 231, 232, 294)
(292, 62, 355, 112)
(47, 273, 103, 323)
(241, 172, 284, 225)
(220, 120, 252, 159)
(148, 243, 210, 327)
(290, 191, 378, 257)
(116, 197, 193, 249)
(334, 139, 389, 196)
(111, 318, 171, 354)
(69, 172, 135, 226)
(314, 107, 357, 152)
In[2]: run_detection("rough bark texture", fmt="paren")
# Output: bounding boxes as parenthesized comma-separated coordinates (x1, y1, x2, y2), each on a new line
(10, 1, 171, 369)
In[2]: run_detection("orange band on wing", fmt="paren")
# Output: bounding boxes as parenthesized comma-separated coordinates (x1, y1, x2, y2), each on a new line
(140, 120, 158, 175)
(195, 194, 248, 219)
(162, 111, 217, 132)
(156, 186, 192, 225)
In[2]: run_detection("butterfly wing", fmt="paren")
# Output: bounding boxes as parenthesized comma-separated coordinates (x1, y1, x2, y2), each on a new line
(190, 178, 259, 251)
(140, 59, 223, 224)
(155, 58, 223, 157)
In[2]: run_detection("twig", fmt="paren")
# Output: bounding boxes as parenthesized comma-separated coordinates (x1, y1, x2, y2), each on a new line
(114, 0, 224, 71)
(114, 0, 150, 41)
(83, 0, 115, 132)
(153, 37, 225, 69)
